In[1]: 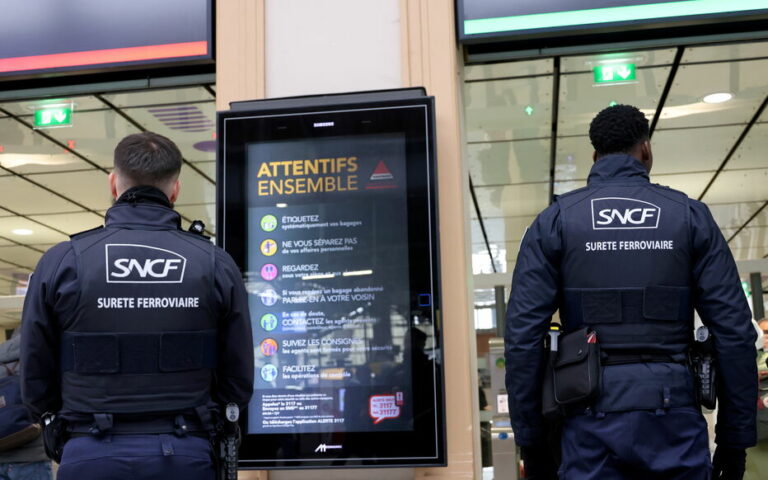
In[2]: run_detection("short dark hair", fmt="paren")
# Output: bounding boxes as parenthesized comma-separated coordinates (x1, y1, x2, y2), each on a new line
(588, 104, 650, 156)
(114, 132, 182, 186)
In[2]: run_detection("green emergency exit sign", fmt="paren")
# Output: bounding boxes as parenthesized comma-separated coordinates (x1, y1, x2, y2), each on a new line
(34, 106, 72, 128)
(593, 63, 636, 84)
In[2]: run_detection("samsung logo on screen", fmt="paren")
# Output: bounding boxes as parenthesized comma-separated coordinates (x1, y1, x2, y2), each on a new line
(105, 244, 187, 283)
(313, 121, 335, 128)
(591, 197, 660, 230)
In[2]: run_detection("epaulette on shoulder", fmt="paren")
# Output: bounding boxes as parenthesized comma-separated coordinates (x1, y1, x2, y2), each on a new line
(69, 225, 104, 240)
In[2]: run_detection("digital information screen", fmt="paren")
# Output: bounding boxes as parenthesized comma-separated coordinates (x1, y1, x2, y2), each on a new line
(458, 0, 768, 41)
(0, 0, 211, 77)
(218, 92, 445, 468)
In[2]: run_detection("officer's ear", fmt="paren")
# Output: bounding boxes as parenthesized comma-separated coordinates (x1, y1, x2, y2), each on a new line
(108, 172, 119, 199)
(640, 140, 653, 172)
(168, 179, 181, 204)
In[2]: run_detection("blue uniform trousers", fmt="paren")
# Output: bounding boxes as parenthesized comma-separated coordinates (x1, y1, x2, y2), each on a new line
(57, 434, 214, 480)
(559, 407, 711, 480)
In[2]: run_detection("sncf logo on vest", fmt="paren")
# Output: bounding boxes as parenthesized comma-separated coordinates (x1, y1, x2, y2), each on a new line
(105, 244, 187, 283)
(591, 197, 660, 230)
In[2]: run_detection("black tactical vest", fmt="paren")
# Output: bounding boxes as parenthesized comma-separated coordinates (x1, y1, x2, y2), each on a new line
(61, 222, 217, 416)
(556, 181, 694, 354)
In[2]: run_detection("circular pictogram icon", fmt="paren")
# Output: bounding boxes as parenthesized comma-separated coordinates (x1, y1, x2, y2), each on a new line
(260, 313, 278, 332)
(260, 214, 278, 232)
(260, 338, 278, 357)
(261, 364, 278, 382)
(260, 289, 279, 306)
(260, 239, 278, 256)
(261, 263, 278, 281)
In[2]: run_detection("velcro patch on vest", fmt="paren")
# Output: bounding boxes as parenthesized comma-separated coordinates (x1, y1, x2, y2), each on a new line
(73, 335, 120, 374)
(643, 286, 682, 321)
(582, 291, 621, 323)
(160, 333, 205, 372)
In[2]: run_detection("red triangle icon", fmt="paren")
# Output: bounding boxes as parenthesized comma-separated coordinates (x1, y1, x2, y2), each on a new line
(373, 161, 391, 175)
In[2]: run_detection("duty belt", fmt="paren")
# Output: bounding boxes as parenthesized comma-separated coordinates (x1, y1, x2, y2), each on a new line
(600, 351, 688, 366)
(67, 409, 214, 437)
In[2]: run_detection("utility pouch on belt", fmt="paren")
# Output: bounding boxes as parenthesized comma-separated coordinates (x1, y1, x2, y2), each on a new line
(552, 327, 601, 405)
(41, 413, 68, 463)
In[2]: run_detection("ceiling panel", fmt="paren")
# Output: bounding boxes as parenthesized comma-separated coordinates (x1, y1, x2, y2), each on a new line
(683, 41, 768, 64)
(701, 168, 768, 204)
(122, 103, 216, 162)
(465, 58, 553, 81)
(177, 204, 216, 234)
(468, 139, 550, 186)
(28, 212, 104, 236)
(470, 216, 535, 243)
(655, 59, 768, 129)
(471, 241, 518, 274)
(558, 66, 669, 136)
(0, 95, 107, 116)
(707, 202, 764, 230)
(473, 183, 549, 218)
(726, 123, 768, 171)
(42, 110, 141, 168)
(729, 246, 768, 261)
(0, 238, 12, 246)
(0, 118, 92, 174)
(561, 48, 677, 73)
(192, 161, 215, 180)
(101, 87, 213, 108)
(0, 208, 13, 217)
(0, 176, 84, 214)
(28, 170, 112, 210)
(651, 126, 740, 175)
(0, 218, 68, 244)
(741, 206, 768, 227)
(0, 246, 44, 269)
(730, 226, 768, 249)
(177, 168, 215, 206)
(555, 136, 592, 181)
(651, 171, 713, 199)
(465, 76, 553, 142)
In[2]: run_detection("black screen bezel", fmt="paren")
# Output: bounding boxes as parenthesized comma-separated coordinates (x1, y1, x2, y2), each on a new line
(216, 97, 445, 469)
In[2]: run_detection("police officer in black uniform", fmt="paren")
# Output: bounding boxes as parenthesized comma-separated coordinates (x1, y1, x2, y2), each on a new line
(20, 132, 254, 480)
(505, 105, 757, 479)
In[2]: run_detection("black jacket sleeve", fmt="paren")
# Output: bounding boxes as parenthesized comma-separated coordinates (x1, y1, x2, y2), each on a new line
(213, 248, 254, 409)
(504, 204, 562, 446)
(689, 200, 757, 448)
(20, 243, 76, 420)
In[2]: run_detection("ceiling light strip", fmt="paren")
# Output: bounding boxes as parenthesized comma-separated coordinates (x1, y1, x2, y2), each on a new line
(698, 93, 768, 201)
(649, 47, 685, 138)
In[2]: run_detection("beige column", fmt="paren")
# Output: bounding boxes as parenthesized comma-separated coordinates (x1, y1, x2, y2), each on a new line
(217, 3, 268, 478)
(216, 0, 266, 112)
(217, 0, 478, 478)
(403, 2, 479, 480)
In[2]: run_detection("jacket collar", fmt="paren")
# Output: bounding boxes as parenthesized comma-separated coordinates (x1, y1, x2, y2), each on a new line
(105, 186, 181, 229)
(587, 154, 650, 184)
